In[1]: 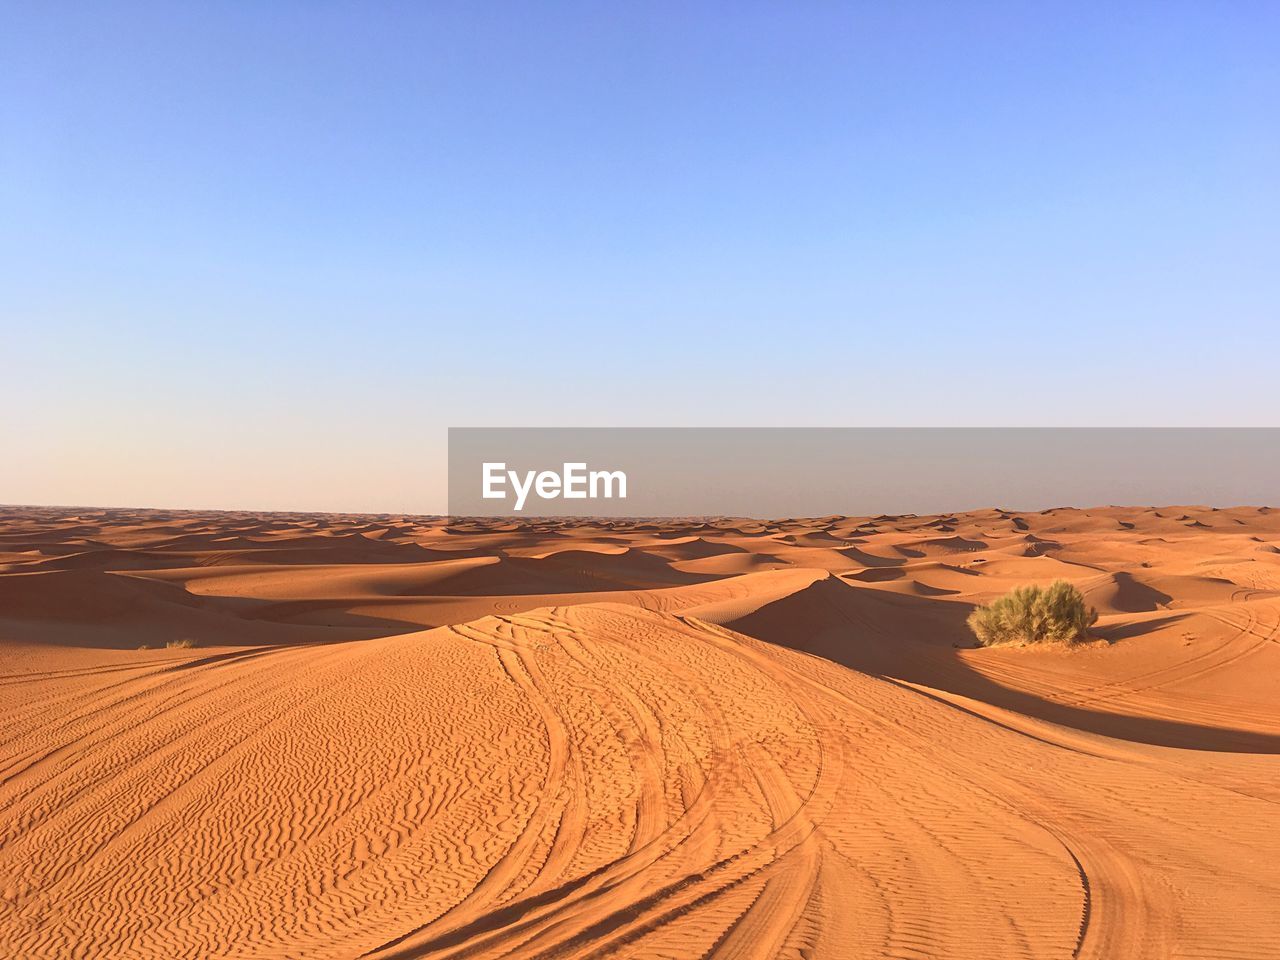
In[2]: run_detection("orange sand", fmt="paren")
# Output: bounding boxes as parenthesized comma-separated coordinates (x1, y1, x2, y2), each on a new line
(1, 505, 1278, 958)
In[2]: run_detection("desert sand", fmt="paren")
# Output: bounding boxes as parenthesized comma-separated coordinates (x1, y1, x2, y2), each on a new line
(1, 504, 1278, 959)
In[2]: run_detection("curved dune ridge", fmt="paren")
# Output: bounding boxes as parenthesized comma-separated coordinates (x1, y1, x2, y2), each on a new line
(2, 506, 1279, 958)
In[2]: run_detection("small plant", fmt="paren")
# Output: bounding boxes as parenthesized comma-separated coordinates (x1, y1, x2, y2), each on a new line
(967, 580, 1097, 647)
(165, 638, 196, 650)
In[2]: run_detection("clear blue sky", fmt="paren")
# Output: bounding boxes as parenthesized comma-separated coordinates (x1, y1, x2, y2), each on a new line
(3, 2, 1277, 512)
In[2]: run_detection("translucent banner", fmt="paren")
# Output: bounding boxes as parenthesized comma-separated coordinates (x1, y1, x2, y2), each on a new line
(447, 428, 1280, 517)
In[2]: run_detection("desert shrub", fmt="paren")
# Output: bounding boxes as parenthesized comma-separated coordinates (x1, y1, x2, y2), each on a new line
(967, 580, 1097, 647)
(165, 638, 196, 650)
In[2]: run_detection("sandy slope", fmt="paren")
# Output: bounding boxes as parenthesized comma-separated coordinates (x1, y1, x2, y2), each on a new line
(1, 505, 1278, 958)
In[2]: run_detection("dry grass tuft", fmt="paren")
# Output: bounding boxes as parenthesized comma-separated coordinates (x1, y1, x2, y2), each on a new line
(967, 580, 1097, 647)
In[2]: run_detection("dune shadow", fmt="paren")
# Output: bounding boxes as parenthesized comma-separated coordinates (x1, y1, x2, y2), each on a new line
(1107, 571, 1175, 613)
(726, 579, 1280, 754)
(1095, 611, 1188, 643)
(846, 567, 905, 583)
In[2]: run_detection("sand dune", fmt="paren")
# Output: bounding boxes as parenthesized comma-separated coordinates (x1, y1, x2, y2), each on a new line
(2, 504, 1279, 958)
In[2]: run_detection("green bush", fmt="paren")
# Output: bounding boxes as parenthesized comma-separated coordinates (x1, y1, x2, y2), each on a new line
(967, 580, 1097, 647)
(165, 638, 196, 650)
